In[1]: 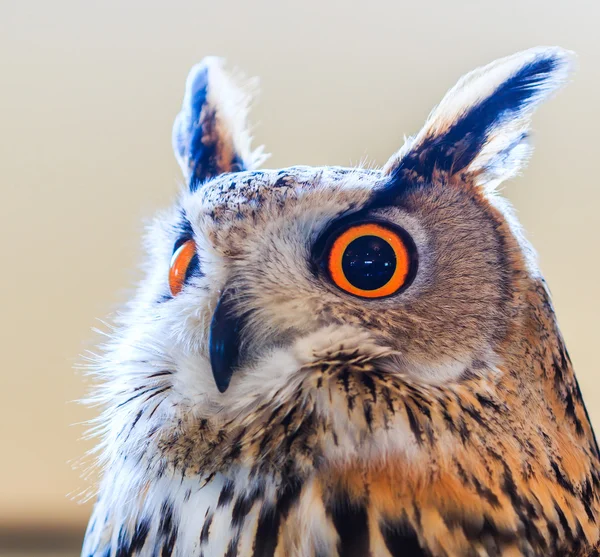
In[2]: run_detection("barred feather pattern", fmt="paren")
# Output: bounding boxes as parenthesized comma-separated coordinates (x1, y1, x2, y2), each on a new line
(82, 279, 600, 557)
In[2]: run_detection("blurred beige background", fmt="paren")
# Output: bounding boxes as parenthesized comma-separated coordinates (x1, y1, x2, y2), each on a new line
(1, 0, 598, 552)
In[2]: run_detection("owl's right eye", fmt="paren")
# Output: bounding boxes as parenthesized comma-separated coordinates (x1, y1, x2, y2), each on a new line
(169, 239, 199, 296)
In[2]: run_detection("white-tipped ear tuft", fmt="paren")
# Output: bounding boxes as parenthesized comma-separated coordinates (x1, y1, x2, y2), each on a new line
(383, 47, 574, 192)
(172, 57, 269, 190)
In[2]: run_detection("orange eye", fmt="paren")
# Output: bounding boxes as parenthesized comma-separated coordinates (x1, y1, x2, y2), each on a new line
(327, 222, 413, 298)
(169, 239, 198, 296)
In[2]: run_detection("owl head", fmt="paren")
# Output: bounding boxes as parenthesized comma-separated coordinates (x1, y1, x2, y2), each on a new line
(94, 48, 573, 472)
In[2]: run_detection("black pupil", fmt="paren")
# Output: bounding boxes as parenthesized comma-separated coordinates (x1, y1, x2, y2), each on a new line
(341, 235, 396, 290)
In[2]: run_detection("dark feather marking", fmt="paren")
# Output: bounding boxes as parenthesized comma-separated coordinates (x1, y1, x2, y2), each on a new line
(452, 513, 519, 546)
(263, 401, 286, 428)
(280, 404, 298, 430)
(381, 385, 395, 415)
(363, 400, 374, 432)
(565, 350, 600, 457)
(404, 386, 431, 409)
(252, 506, 280, 557)
(200, 512, 213, 544)
(441, 400, 457, 433)
(226, 427, 247, 461)
(412, 502, 423, 532)
(360, 372, 377, 403)
(218, 479, 236, 507)
(231, 486, 262, 529)
(499, 462, 548, 548)
(252, 477, 303, 557)
(129, 518, 151, 554)
(338, 368, 355, 411)
(546, 518, 560, 554)
(459, 401, 493, 432)
(404, 402, 423, 445)
(475, 392, 503, 413)
(581, 479, 597, 523)
(571, 519, 585, 554)
(457, 415, 471, 444)
(161, 532, 177, 557)
(143, 386, 171, 405)
(147, 370, 174, 379)
(553, 500, 574, 543)
(116, 525, 131, 557)
(408, 394, 434, 444)
(472, 477, 501, 508)
(148, 398, 166, 420)
(453, 458, 470, 486)
(224, 533, 240, 557)
(380, 516, 428, 556)
(158, 501, 178, 557)
(117, 385, 164, 409)
(550, 460, 576, 496)
(119, 408, 145, 441)
(124, 409, 144, 441)
(328, 498, 370, 557)
(285, 409, 315, 452)
(332, 429, 339, 446)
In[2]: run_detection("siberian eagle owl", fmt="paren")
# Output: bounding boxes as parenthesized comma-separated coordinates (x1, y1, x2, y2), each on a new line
(82, 47, 600, 556)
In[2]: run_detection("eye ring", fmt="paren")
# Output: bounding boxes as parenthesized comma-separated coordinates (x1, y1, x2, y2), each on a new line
(169, 239, 197, 296)
(326, 222, 415, 299)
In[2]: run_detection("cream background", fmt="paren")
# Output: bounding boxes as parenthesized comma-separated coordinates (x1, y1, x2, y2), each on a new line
(1, 0, 598, 533)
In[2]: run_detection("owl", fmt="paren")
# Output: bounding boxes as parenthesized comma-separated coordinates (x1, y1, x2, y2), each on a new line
(81, 47, 600, 557)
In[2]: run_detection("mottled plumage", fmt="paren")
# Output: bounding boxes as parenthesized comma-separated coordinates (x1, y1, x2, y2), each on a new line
(82, 49, 600, 556)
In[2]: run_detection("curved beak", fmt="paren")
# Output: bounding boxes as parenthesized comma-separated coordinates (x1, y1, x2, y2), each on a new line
(209, 289, 243, 393)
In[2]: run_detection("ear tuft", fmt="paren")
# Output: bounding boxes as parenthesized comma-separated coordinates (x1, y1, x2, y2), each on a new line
(383, 47, 574, 192)
(172, 57, 269, 190)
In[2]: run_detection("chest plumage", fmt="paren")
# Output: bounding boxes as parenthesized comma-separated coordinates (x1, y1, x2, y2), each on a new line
(82, 49, 600, 557)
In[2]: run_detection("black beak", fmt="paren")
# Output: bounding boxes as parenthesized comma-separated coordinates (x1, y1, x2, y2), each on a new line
(209, 289, 243, 393)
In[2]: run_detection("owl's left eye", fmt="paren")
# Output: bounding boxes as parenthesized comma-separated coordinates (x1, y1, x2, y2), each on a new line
(169, 239, 199, 296)
(324, 222, 417, 299)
